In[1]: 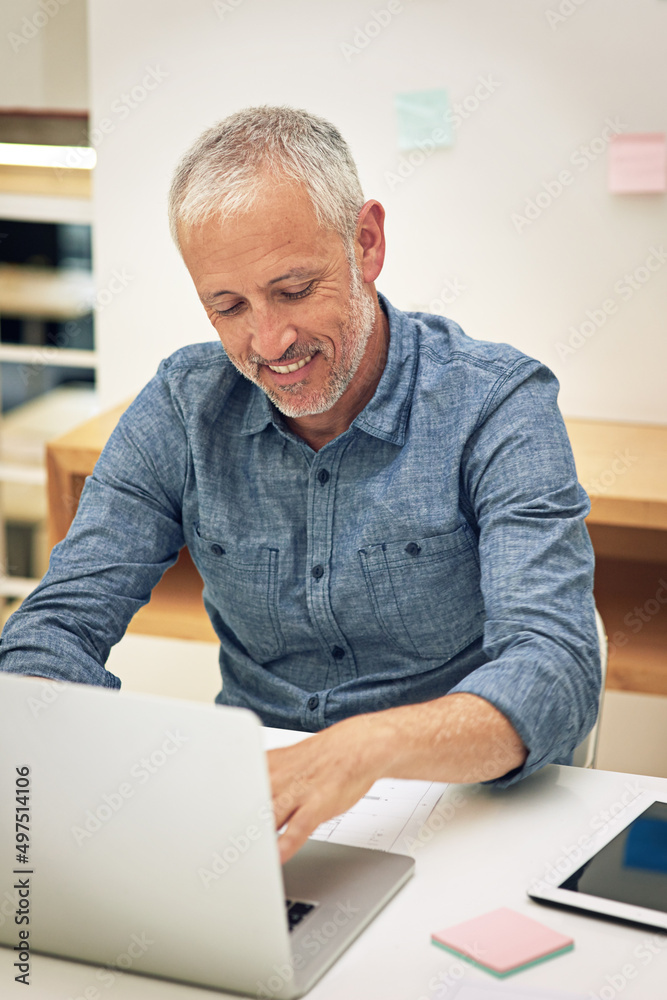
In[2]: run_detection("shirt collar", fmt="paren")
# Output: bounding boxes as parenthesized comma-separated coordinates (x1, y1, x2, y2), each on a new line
(239, 292, 418, 446)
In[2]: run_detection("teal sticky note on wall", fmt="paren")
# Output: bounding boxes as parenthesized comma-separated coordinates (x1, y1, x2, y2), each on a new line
(394, 88, 453, 151)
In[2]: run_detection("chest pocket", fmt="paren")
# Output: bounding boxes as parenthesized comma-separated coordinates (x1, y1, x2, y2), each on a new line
(190, 524, 285, 662)
(358, 525, 485, 661)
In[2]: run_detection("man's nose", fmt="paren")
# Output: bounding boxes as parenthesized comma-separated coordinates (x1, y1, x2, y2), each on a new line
(250, 306, 297, 363)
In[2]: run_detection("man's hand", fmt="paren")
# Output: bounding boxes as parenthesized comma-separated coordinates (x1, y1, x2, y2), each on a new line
(267, 693, 527, 864)
(268, 713, 394, 864)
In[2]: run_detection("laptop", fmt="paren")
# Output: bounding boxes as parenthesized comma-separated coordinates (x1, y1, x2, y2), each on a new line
(0, 674, 414, 998)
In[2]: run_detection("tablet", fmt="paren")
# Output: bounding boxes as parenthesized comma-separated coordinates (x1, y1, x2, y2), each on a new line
(528, 792, 667, 931)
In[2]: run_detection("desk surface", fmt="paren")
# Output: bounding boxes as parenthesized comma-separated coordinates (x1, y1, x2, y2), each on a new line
(1, 754, 666, 999)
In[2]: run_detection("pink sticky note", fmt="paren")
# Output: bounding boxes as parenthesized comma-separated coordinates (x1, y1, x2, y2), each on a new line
(431, 907, 574, 977)
(608, 133, 666, 193)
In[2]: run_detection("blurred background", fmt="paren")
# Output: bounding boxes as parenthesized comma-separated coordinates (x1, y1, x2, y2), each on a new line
(0, 0, 665, 775)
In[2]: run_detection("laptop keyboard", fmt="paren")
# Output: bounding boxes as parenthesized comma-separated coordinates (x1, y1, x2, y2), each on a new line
(285, 899, 316, 932)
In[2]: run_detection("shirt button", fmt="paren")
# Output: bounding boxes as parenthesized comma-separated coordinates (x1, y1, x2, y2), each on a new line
(317, 469, 330, 485)
(307, 695, 320, 711)
(311, 564, 324, 579)
(331, 646, 345, 659)
(405, 542, 421, 556)
(210, 544, 224, 556)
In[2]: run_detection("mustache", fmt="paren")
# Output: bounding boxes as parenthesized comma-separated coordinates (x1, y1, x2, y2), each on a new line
(249, 344, 326, 366)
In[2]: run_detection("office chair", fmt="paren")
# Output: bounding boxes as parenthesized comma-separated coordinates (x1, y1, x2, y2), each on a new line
(571, 607, 608, 769)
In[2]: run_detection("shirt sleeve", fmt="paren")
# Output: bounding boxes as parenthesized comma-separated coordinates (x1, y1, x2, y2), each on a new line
(0, 366, 187, 687)
(449, 360, 601, 785)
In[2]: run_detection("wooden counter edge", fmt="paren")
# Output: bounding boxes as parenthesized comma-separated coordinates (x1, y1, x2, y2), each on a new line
(45, 397, 217, 644)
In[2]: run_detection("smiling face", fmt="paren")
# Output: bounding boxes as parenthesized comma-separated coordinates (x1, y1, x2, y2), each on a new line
(178, 180, 387, 431)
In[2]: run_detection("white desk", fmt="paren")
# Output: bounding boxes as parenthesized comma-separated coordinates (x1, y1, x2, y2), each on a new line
(1, 754, 666, 999)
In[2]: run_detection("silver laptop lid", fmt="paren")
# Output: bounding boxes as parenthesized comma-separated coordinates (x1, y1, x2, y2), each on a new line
(0, 674, 293, 996)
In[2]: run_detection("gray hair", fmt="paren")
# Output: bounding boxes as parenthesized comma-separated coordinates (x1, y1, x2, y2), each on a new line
(168, 105, 365, 254)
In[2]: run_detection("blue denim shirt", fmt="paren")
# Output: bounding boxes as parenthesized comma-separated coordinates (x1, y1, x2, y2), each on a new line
(0, 294, 600, 785)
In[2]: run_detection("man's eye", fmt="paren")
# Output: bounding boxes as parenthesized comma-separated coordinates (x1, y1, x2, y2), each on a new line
(215, 302, 243, 316)
(282, 281, 316, 300)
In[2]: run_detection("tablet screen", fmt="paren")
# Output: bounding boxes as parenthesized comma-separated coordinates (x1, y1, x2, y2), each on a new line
(559, 801, 667, 913)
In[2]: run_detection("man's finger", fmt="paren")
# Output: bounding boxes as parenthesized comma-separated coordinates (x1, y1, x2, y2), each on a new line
(277, 806, 318, 864)
(272, 792, 301, 835)
(269, 770, 312, 831)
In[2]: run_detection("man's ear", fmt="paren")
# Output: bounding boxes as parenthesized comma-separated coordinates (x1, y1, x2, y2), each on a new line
(355, 200, 386, 284)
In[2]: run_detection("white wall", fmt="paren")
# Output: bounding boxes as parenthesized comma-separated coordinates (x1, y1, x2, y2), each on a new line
(0, 0, 88, 110)
(88, 0, 667, 423)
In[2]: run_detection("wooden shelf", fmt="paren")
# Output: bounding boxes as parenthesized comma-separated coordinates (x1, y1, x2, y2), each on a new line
(594, 557, 667, 696)
(46, 401, 216, 643)
(0, 263, 93, 320)
(565, 418, 667, 530)
(563, 418, 667, 696)
(0, 192, 91, 225)
(0, 164, 91, 199)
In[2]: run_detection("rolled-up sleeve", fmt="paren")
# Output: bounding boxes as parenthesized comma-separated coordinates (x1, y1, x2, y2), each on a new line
(0, 368, 187, 687)
(449, 361, 601, 784)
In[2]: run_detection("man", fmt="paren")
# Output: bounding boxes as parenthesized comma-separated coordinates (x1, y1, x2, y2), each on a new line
(0, 106, 600, 863)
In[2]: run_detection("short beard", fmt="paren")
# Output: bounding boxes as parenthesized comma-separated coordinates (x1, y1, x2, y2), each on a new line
(226, 259, 377, 419)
